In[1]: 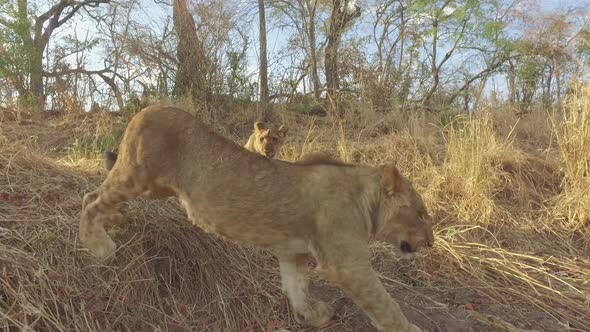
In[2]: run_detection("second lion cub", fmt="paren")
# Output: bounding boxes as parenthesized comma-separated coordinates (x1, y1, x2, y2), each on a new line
(243, 121, 288, 158)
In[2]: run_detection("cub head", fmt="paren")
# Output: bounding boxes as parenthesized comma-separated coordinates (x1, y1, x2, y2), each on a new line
(249, 121, 288, 158)
(374, 164, 434, 258)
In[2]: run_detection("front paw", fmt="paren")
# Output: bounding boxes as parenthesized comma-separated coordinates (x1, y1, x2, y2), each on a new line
(295, 300, 334, 327)
(81, 232, 117, 260)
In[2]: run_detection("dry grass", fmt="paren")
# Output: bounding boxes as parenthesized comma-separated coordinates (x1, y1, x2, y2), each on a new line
(1, 88, 589, 331)
(551, 82, 590, 232)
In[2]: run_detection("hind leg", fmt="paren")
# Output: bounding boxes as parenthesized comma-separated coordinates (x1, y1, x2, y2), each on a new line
(80, 172, 145, 260)
(278, 253, 333, 327)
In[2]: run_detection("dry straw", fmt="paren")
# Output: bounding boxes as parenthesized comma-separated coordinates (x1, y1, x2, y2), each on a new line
(1, 96, 589, 331)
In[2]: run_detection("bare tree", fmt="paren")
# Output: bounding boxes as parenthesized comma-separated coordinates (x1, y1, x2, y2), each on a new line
(268, 0, 324, 101)
(324, 0, 360, 116)
(420, 0, 467, 108)
(125, 18, 177, 97)
(0, 0, 111, 112)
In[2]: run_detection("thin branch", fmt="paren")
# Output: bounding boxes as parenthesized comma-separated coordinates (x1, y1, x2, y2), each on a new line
(36, 0, 70, 25)
(0, 16, 15, 28)
(436, 13, 470, 71)
(43, 68, 111, 77)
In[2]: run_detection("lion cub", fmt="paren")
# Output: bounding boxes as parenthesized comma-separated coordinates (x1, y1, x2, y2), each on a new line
(243, 121, 288, 158)
(80, 105, 433, 332)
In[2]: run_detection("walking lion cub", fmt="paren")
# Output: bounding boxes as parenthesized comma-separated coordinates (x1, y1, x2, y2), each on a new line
(80, 105, 434, 332)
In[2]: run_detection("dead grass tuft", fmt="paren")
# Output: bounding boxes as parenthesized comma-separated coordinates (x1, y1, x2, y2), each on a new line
(551, 82, 590, 233)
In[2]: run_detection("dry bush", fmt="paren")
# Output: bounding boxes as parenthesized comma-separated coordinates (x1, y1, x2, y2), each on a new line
(489, 106, 556, 154)
(551, 82, 590, 233)
(66, 113, 127, 161)
(438, 113, 505, 223)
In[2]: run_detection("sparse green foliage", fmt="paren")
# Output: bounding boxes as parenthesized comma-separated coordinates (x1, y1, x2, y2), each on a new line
(0, 1, 32, 104)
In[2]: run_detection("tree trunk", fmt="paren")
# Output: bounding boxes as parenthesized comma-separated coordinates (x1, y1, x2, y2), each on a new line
(258, 0, 270, 120)
(173, 0, 208, 107)
(97, 72, 125, 112)
(472, 74, 489, 112)
(15, 0, 44, 112)
(306, 0, 321, 100)
(422, 20, 439, 108)
(29, 44, 45, 112)
(554, 57, 562, 112)
(398, 9, 405, 74)
(325, 2, 340, 117)
(507, 60, 516, 106)
(324, 0, 360, 117)
(544, 65, 553, 109)
(463, 80, 470, 112)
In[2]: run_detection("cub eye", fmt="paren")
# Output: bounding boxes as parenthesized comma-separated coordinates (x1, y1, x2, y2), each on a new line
(259, 137, 265, 142)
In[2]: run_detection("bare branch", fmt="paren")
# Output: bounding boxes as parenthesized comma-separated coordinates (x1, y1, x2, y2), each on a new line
(36, 0, 70, 25)
(436, 13, 470, 71)
(37, 0, 111, 47)
(43, 68, 111, 77)
(0, 16, 15, 28)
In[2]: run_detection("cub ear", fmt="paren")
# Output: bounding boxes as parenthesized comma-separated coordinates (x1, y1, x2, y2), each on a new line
(380, 163, 404, 196)
(254, 121, 267, 132)
(277, 125, 288, 137)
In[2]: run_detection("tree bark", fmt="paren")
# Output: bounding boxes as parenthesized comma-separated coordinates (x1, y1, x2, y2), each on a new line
(173, 0, 208, 107)
(544, 65, 553, 109)
(507, 59, 516, 105)
(258, 0, 270, 120)
(29, 47, 45, 112)
(325, 1, 341, 117)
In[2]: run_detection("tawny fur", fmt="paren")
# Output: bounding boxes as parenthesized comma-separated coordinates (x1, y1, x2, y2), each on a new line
(296, 152, 350, 166)
(80, 105, 434, 332)
(243, 121, 288, 158)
